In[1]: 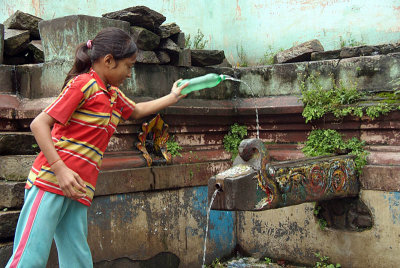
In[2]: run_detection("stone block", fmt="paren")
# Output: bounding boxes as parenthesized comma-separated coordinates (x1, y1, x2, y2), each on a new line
(159, 22, 181, 39)
(102, 6, 166, 31)
(177, 48, 191, 67)
(130, 26, 160, 51)
(0, 242, 13, 268)
(0, 155, 35, 181)
(0, 132, 38, 155)
(170, 32, 185, 49)
(191, 49, 225, 67)
(0, 65, 15, 94)
(159, 38, 181, 55)
(0, 24, 3, 64)
(0, 181, 25, 209)
(39, 15, 130, 62)
(274, 39, 324, 64)
(4, 10, 42, 39)
(27, 40, 44, 63)
(16, 63, 43, 98)
(4, 29, 30, 56)
(360, 165, 400, 191)
(95, 167, 154, 196)
(338, 53, 400, 92)
(0, 210, 19, 240)
(311, 49, 341, 61)
(155, 51, 170, 64)
(136, 50, 160, 64)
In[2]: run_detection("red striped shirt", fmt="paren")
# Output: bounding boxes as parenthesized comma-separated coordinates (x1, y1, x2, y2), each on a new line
(26, 69, 135, 206)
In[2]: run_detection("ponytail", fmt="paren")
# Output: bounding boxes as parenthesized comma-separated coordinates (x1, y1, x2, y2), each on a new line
(63, 42, 92, 88)
(62, 27, 137, 89)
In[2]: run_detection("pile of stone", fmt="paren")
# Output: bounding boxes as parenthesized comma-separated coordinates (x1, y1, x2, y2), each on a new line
(2, 10, 44, 65)
(102, 6, 227, 67)
(273, 38, 400, 64)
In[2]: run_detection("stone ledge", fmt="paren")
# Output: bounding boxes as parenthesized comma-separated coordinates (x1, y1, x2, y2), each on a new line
(360, 165, 400, 192)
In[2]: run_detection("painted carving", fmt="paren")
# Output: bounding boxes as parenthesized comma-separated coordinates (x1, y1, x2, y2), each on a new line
(208, 138, 359, 211)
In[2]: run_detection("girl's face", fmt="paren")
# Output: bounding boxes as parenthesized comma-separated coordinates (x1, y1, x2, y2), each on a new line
(106, 52, 137, 87)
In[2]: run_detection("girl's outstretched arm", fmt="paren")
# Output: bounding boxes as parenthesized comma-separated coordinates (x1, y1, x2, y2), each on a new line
(30, 112, 87, 200)
(130, 79, 188, 119)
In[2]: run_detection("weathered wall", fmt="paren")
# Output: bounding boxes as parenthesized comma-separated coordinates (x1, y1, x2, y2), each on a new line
(1, 0, 400, 65)
(237, 190, 400, 268)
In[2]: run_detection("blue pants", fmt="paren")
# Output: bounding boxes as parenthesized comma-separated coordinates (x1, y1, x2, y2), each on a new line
(6, 185, 93, 268)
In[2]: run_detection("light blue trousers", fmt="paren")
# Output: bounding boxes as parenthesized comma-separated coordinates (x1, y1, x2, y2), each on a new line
(6, 185, 93, 268)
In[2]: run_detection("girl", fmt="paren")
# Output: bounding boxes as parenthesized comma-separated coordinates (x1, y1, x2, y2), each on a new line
(6, 27, 187, 268)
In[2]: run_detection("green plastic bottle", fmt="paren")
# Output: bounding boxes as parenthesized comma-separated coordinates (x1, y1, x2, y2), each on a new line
(178, 73, 226, 95)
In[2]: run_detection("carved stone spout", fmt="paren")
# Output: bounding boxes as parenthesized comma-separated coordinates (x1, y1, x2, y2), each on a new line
(208, 138, 360, 211)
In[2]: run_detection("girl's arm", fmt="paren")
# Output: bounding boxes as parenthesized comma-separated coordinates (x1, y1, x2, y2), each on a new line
(30, 112, 87, 200)
(130, 79, 188, 119)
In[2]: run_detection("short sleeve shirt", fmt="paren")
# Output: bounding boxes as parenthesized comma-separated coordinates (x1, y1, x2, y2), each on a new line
(26, 69, 136, 206)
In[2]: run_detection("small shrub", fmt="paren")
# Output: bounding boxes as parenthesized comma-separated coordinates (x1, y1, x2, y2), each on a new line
(223, 123, 248, 161)
(302, 129, 368, 175)
(166, 136, 182, 157)
(236, 44, 248, 67)
(185, 29, 208, 49)
(314, 252, 341, 268)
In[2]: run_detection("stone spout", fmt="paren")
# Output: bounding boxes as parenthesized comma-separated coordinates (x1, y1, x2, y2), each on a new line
(208, 138, 360, 211)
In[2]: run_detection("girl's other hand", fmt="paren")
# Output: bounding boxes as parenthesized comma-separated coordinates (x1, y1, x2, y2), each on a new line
(52, 161, 87, 200)
(170, 79, 188, 101)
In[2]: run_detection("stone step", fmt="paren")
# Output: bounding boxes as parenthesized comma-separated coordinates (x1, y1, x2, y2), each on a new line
(0, 132, 38, 155)
(0, 155, 36, 181)
(0, 181, 25, 209)
(0, 242, 13, 268)
(0, 210, 19, 240)
(0, 65, 15, 94)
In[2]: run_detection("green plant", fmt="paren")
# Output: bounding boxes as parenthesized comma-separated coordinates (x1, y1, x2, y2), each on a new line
(264, 257, 272, 264)
(223, 123, 248, 161)
(339, 34, 365, 48)
(314, 252, 341, 268)
(302, 129, 368, 174)
(365, 103, 394, 120)
(258, 46, 283, 65)
(166, 136, 182, 157)
(185, 29, 208, 49)
(300, 74, 364, 122)
(236, 44, 248, 67)
(314, 205, 322, 216)
(207, 258, 224, 268)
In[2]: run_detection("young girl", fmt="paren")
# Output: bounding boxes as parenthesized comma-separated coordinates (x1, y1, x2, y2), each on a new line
(6, 27, 187, 268)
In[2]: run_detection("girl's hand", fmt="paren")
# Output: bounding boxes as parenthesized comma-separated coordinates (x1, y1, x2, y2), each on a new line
(170, 79, 188, 102)
(52, 160, 87, 200)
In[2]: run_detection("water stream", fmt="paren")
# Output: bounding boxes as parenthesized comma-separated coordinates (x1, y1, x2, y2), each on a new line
(224, 76, 260, 139)
(202, 189, 219, 268)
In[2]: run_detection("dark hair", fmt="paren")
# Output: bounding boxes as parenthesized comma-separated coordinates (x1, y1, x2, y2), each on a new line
(63, 27, 137, 88)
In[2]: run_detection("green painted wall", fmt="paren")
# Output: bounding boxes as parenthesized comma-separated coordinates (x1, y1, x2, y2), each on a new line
(1, 0, 400, 65)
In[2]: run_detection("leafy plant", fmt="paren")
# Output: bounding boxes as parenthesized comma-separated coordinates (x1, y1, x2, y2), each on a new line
(223, 123, 248, 161)
(365, 103, 394, 120)
(258, 46, 283, 65)
(206, 258, 224, 268)
(314, 252, 341, 268)
(236, 44, 249, 67)
(185, 29, 208, 49)
(264, 257, 272, 264)
(300, 74, 364, 122)
(166, 136, 182, 157)
(302, 129, 368, 175)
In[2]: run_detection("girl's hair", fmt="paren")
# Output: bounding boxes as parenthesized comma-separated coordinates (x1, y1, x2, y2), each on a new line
(63, 27, 137, 88)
